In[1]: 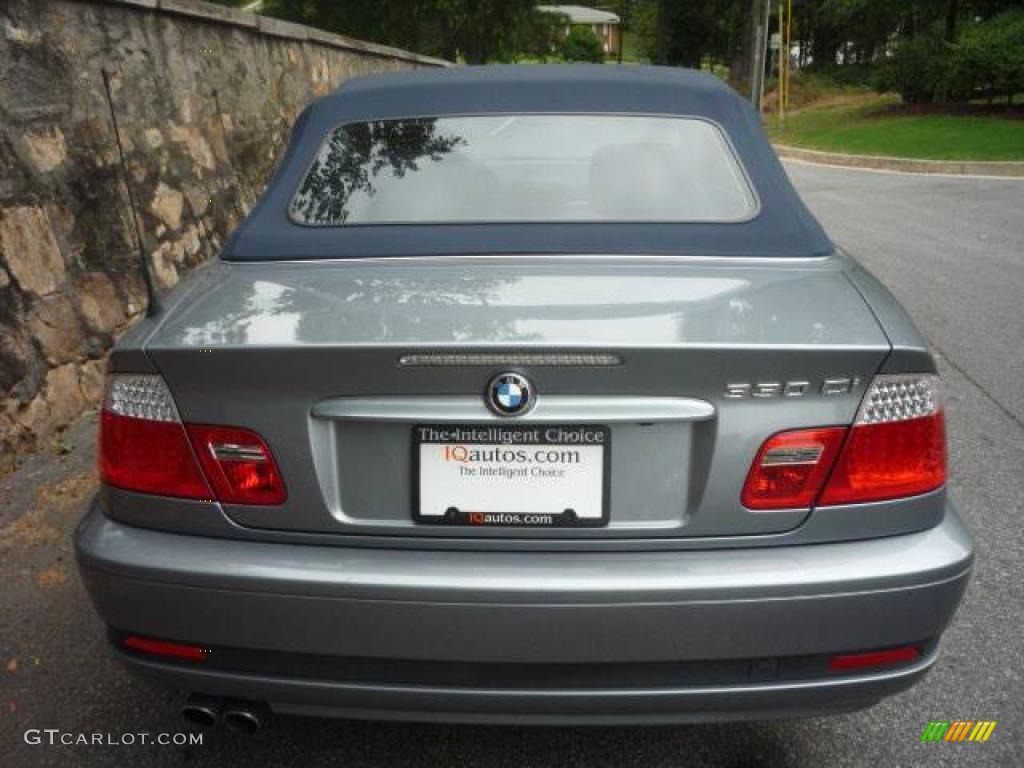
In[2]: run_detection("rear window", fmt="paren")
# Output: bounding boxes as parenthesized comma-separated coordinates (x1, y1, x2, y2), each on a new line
(289, 115, 757, 226)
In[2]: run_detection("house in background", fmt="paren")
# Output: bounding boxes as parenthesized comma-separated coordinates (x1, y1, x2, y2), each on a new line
(537, 5, 622, 56)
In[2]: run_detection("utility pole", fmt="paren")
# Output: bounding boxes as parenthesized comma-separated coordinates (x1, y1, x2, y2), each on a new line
(749, 0, 771, 113)
(785, 0, 793, 111)
(759, 0, 771, 112)
(777, 0, 787, 120)
(749, 0, 762, 108)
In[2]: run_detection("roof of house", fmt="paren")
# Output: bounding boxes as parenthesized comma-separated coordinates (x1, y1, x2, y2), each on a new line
(536, 5, 621, 25)
(223, 65, 831, 261)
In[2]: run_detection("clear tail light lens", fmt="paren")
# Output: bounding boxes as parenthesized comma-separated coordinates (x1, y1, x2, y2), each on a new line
(743, 374, 946, 510)
(99, 374, 285, 505)
(818, 374, 945, 506)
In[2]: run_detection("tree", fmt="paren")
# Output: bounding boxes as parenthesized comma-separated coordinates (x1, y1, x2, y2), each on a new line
(560, 26, 606, 62)
(815, 0, 899, 65)
(259, 0, 433, 56)
(434, 0, 547, 63)
(956, 9, 1024, 104)
(876, 30, 954, 103)
(510, 9, 566, 61)
(637, 0, 744, 69)
(259, 0, 538, 63)
(231, 0, 1024, 101)
(945, 0, 959, 42)
(633, 0, 659, 60)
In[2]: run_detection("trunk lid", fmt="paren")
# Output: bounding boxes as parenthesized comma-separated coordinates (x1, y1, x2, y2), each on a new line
(145, 255, 890, 541)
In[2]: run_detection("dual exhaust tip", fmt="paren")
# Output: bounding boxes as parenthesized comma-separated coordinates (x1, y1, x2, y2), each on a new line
(181, 694, 268, 733)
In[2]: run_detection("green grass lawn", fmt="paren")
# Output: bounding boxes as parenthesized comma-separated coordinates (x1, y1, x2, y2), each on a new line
(766, 98, 1024, 161)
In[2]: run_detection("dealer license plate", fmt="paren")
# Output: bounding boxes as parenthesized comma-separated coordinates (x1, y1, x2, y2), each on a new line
(413, 424, 609, 527)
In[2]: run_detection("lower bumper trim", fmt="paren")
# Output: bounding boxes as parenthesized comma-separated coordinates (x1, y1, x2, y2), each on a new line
(118, 645, 938, 725)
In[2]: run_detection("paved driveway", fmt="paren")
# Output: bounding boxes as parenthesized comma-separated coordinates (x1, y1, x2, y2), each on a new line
(1, 161, 1022, 767)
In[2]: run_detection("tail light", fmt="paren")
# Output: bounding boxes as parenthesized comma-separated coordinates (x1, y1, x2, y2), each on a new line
(99, 375, 213, 500)
(741, 427, 847, 510)
(187, 424, 286, 505)
(743, 374, 946, 510)
(99, 374, 285, 505)
(818, 374, 945, 506)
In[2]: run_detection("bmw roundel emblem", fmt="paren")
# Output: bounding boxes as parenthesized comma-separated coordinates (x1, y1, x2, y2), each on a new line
(486, 372, 534, 417)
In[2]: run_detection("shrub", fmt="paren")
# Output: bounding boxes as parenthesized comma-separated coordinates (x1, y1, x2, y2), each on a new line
(817, 63, 876, 88)
(560, 25, 605, 63)
(876, 33, 954, 104)
(879, 12, 1024, 105)
(955, 10, 1024, 105)
(509, 9, 565, 61)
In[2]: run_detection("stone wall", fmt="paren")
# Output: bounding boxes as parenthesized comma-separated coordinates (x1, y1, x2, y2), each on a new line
(0, 0, 447, 472)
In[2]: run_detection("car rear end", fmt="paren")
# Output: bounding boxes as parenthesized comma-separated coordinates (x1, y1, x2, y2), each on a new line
(75, 66, 972, 725)
(74, 254, 972, 724)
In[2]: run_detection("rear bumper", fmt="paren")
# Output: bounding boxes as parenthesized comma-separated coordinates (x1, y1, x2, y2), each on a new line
(75, 499, 973, 724)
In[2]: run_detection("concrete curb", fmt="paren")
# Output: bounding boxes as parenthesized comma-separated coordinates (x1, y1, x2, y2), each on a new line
(774, 144, 1024, 178)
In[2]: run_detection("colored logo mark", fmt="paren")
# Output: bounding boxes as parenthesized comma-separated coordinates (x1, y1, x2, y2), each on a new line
(921, 720, 997, 742)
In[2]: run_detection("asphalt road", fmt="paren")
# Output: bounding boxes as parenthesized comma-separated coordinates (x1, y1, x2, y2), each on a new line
(2, 161, 1023, 767)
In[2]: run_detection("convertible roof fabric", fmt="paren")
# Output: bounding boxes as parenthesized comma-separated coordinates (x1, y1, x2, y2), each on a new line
(224, 65, 833, 260)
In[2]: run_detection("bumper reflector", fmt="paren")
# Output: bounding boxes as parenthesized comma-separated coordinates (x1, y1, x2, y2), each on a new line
(123, 635, 207, 662)
(828, 645, 920, 672)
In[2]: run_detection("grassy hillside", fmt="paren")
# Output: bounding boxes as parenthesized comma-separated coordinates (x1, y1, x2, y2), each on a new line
(765, 75, 1024, 161)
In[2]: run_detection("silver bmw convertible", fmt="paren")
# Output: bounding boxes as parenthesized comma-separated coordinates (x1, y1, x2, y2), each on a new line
(75, 65, 973, 728)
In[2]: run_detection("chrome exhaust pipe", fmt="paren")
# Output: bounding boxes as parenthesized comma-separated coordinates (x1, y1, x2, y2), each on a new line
(221, 700, 268, 733)
(181, 694, 221, 729)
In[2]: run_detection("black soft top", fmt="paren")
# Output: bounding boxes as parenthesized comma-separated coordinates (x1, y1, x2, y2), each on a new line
(224, 65, 832, 260)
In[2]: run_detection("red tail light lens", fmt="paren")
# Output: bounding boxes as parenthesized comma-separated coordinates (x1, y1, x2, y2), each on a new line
(820, 373, 945, 505)
(186, 424, 287, 505)
(818, 411, 946, 506)
(742, 427, 847, 510)
(99, 374, 285, 505)
(99, 377, 212, 500)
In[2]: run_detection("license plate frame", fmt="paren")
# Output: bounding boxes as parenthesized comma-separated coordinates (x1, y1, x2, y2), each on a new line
(412, 424, 611, 528)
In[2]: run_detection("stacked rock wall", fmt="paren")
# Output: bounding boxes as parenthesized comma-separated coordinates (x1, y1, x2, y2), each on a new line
(0, 0, 446, 470)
